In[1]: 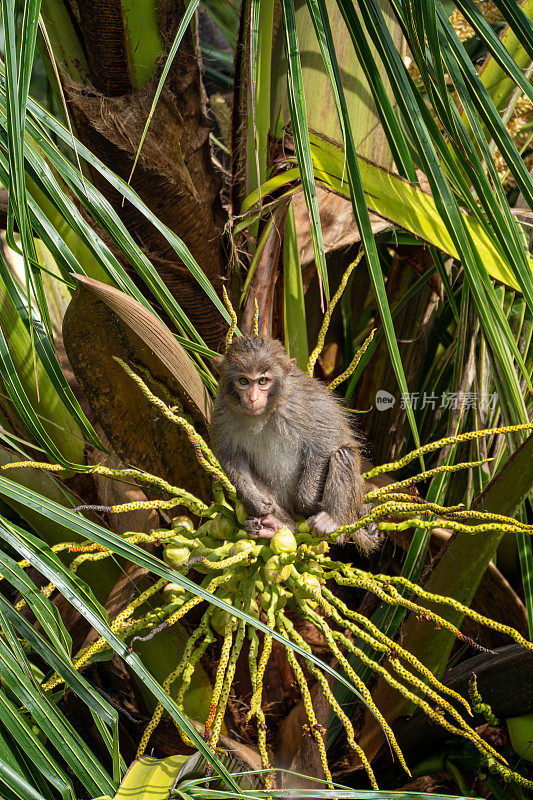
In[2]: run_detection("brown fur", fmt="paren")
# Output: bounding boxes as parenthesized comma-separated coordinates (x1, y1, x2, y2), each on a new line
(211, 336, 378, 553)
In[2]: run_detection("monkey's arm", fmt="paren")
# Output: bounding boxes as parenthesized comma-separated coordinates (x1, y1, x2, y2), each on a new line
(221, 455, 273, 516)
(220, 452, 295, 534)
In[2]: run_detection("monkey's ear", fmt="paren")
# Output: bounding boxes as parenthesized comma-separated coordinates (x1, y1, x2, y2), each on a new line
(212, 355, 224, 372)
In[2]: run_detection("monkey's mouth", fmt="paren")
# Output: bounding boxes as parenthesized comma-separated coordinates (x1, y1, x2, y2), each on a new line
(244, 406, 264, 416)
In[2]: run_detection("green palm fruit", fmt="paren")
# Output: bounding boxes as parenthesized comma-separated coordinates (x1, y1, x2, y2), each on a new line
(171, 515, 195, 532)
(163, 545, 191, 568)
(270, 527, 297, 555)
(263, 555, 290, 584)
(229, 538, 255, 556)
(235, 500, 247, 525)
(210, 606, 238, 635)
(161, 582, 186, 603)
(300, 573, 322, 594)
(210, 512, 236, 540)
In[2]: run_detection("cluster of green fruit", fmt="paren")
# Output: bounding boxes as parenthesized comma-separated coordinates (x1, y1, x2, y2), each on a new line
(159, 505, 331, 635)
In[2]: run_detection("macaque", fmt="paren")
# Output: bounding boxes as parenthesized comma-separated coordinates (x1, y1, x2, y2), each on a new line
(211, 335, 378, 553)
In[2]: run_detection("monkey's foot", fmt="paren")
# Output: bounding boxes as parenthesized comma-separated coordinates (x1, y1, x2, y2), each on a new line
(307, 511, 338, 537)
(244, 514, 288, 539)
(343, 504, 381, 554)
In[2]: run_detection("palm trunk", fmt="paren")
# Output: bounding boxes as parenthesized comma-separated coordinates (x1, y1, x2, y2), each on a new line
(40, 0, 227, 348)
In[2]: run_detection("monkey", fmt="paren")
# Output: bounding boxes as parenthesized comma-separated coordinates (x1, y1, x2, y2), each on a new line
(211, 335, 379, 554)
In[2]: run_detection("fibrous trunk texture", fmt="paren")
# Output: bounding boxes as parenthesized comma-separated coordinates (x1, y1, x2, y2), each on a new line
(44, 0, 227, 348)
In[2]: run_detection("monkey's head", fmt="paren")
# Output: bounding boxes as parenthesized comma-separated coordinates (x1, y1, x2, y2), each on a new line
(214, 336, 295, 417)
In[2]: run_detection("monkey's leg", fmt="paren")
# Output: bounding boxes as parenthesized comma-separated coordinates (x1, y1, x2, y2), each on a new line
(295, 451, 328, 516)
(307, 446, 379, 553)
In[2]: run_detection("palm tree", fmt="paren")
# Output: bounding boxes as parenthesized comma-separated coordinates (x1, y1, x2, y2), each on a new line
(0, 0, 531, 796)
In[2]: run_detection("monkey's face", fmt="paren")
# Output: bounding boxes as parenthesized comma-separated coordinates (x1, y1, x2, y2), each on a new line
(232, 372, 273, 416)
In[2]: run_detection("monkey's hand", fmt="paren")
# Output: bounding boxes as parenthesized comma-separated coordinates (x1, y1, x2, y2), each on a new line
(244, 513, 294, 539)
(307, 511, 338, 537)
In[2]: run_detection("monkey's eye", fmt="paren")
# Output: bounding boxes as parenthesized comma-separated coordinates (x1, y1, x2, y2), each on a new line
(258, 377, 270, 386)
(238, 377, 249, 386)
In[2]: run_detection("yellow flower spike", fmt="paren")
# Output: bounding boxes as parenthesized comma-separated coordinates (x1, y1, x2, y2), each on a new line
(205, 620, 234, 735)
(247, 627, 273, 788)
(252, 298, 260, 337)
(136, 617, 210, 758)
(247, 628, 259, 722)
(223, 286, 238, 351)
(339, 573, 511, 654)
(115, 358, 235, 496)
(307, 251, 364, 375)
(387, 656, 508, 767)
(68, 549, 114, 575)
(363, 459, 492, 503)
(468, 674, 498, 725)
(124, 529, 176, 547)
(284, 642, 334, 789)
(334, 494, 533, 539)
(290, 582, 411, 777)
(193, 549, 256, 572)
(210, 620, 246, 749)
(279, 613, 378, 790)
(481, 755, 533, 790)
(136, 705, 163, 759)
(362, 422, 533, 479)
(363, 495, 531, 531)
(173, 622, 215, 748)
(250, 599, 275, 719)
(1, 461, 64, 472)
(328, 327, 377, 392)
(10, 542, 77, 576)
(256, 706, 272, 791)
(329, 622, 501, 766)
(1, 459, 210, 515)
(333, 499, 457, 539)
(15, 580, 56, 611)
(372, 574, 533, 650)
(322, 587, 472, 715)
(446, 509, 533, 529)
(379, 518, 531, 536)
(43, 578, 169, 692)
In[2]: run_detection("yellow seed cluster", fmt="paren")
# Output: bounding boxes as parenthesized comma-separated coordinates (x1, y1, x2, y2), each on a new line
(252, 298, 260, 337)
(363, 422, 533, 478)
(115, 357, 235, 496)
(223, 286, 238, 351)
(450, 3, 503, 43)
(307, 252, 364, 375)
(328, 328, 376, 392)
